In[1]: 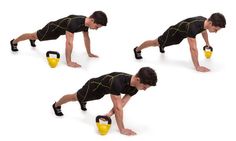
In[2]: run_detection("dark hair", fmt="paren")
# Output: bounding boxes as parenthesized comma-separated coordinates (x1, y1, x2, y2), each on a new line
(90, 11, 107, 26)
(208, 13, 226, 28)
(136, 67, 157, 86)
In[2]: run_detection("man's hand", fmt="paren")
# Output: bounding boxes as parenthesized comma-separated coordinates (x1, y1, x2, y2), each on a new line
(67, 61, 81, 68)
(196, 66, 210, 72)
(120, 128, 137, 136)
(105, 110, 114, 117)
(88, 53, 99, 58)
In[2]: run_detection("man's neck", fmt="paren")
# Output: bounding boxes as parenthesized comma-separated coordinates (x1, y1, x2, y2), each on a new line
(130, 75, 136, 87)
(204, 20, 209, 29)
(85, 17, 90, 27)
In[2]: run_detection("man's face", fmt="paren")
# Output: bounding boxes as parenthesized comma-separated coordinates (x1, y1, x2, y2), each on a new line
(208, 23, 221, 33)
(136, 80, 151, 91)
(90, 22, 102, 30)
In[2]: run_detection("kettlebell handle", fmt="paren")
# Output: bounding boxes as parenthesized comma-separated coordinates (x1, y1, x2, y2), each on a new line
(203, 45, 213, 52)
(46, 51, 60, 58)
(96, 115, 112, 124)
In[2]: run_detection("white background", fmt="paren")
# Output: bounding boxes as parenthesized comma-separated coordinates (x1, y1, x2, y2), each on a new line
(0, 0, 235, 141)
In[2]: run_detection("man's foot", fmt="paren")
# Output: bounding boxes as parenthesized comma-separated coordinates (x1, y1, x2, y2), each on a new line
(79, 101, 87, 111)
(10, 39, 18, 52)
(52, 102, 64, 116)
(29, 40, 36, 47)
(133, 47, 142, 59)
(159, 46, 165, 53)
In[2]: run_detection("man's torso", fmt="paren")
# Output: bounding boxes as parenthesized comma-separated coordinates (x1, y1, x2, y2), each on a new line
(170, 16, 206, 38)
(49, 15, 89, 35)
(89, 72, 138, 97)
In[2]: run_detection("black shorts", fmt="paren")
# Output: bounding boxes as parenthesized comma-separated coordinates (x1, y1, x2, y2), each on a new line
(158, 27, 185, 48)
(36, 22, 62, 41)
(76, 79, 105, 103)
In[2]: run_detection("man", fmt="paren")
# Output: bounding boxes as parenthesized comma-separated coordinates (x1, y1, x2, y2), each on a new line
(10, 11, 107, 68)
(52, 67, 157, 136)
(133, 13, 226, 72)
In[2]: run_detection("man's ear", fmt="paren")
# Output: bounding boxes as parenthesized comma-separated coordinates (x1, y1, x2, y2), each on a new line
(90, 18, 95, 23)
(208, 21, 213, 26)
(135, 77, 141, 83)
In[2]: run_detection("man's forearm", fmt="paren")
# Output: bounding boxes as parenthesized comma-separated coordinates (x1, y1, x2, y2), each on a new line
(65, 41, 73, 63)
(202, 31, 210, 45)
(84, 37, 91, 54)
(190, 47, 200, 69)
(188, 38, 200, 69)
(65, 31, 74, 63)
(114, 107, 125, 132)
(107, 96, 130, 116)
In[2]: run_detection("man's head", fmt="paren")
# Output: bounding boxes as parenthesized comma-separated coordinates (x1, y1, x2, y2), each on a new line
(133, 67, 157, 90)
(87, 11, 107, 30)
(207, 13, 226, 33)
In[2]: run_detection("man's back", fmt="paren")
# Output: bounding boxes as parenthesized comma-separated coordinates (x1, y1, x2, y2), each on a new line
(89, 72, 138, 96)
(170, 16, 206, 38)
(49, 15, 88, 35)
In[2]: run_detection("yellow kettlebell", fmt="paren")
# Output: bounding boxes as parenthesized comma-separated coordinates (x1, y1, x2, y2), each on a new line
(46, 51, 60, 68)
(203, 45, 213, 59)
(96, 115, 112, 135)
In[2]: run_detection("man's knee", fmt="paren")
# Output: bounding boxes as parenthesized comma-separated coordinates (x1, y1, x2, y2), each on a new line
(72, 94, 78, 101)
(152, 39, 159, 46)
(30, 33, 38, 40)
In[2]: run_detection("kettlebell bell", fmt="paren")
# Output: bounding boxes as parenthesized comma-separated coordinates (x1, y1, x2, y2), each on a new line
(203, 45, 213, 59)
(46, 51, 60, 68)
(96, 115, 112, 135)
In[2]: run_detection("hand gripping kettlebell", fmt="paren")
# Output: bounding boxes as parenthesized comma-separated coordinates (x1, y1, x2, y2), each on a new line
(203, 45, 213, 59)
(96, 115, 112, 135)
(46, 51, 60, 68)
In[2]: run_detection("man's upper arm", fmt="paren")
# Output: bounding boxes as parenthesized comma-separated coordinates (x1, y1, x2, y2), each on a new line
(187, 37, 197, 47)
(111, 95, 123, 109)
(121, 95, 131, 105)
(83, 31, 89, 38)
(66, 31, 74, 44)
(201, 30, 207, 34)
(201, 30, 208, 39)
